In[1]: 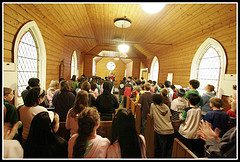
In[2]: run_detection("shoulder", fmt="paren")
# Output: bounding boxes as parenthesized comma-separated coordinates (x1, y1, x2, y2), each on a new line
(96, 135, 111, 145)
(107, 140, 121, 158)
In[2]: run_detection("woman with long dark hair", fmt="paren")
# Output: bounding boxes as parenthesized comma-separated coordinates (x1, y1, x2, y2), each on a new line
(107, 108, 146, 158)
(24, 111, 68, 158)
(68, 107, 110, 158)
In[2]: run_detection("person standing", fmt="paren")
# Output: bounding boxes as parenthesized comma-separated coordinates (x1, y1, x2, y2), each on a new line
(150, 94, 174, 158)
(138, 82, 153, 135)
(52, 80, 75, 122)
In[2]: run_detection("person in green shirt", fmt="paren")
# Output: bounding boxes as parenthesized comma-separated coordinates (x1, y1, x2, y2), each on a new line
(4, 87, 18, 126)
(184, 79, 203, 106)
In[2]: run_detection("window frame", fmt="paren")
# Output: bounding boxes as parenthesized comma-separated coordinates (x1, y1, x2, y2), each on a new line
(150, 56, 159, 82)
(190, 37, 226, 95)
(14, 21, 46, 106)
(70, 51, 78, 78)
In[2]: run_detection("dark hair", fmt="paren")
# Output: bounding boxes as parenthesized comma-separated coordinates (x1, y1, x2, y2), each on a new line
(60, 80, 70, 92)
(152, 81, 157, 85)
(187, 93, 201, 106)
(28, 78, 40, 87)
(69, 90, 89, 118)
(24, 111, 56, 158)
(170, 84, 175, 90)
(24, 87, 45, 107)
(59, 78, 65, 83)
(152, 94, 163, 105)
(233, 85, 237, 90)
(210, 97, 222, 108)
(189, 79, 200, 89)
(91, 82, 97, 91)
(73, 107, 100, 158)
(164, 81, 171, 88)
(177, 88, 186, 97)
(103, 81, 112, 92)
(71, 75, 76, 81)
(111, 108, 141, 158)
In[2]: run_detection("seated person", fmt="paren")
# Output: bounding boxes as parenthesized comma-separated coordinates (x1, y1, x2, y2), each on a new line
(96, 81, 119, 121)
(4, 121, 23, 158)
(203, 97, 229, 137)
(197, 120, 236, 158)
(68, 107, 110, 158)
(107, 108, 146, 158)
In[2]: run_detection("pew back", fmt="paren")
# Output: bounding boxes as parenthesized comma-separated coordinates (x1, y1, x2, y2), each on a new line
(97, 121, 112, 141)
(56, 122, 70, 141)
(135, 104, 141, 134)
(172, 138, 198, 158)
(145, 114, 155, 158)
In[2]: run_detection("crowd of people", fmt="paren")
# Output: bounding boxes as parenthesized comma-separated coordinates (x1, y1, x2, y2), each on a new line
(3, 74, 237, 159)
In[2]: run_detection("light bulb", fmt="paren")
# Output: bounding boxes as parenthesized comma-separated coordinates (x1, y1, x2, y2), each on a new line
(140, 3, 166, 14)
(118, 43, 129, 53)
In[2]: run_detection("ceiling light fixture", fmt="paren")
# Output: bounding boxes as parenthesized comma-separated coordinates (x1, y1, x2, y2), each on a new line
(140, 3, 166, 14)
(114, 16, 131, 54)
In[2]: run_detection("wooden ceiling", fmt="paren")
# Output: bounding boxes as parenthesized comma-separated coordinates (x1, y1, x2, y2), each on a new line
(17, 3, 236, 59)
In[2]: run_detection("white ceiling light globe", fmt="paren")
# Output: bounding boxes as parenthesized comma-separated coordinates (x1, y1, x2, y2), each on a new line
(118, 43, 130, 53)
(140, 3, 166, 14)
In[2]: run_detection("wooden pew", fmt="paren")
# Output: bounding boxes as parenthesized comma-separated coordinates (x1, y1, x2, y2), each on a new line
(145, 114, 155, 158)
(126, 96, 131, 109)
(97, 121, 112, 141)
(56, 122, 70, 141)
(135, 103, 141, 135)
(172, 138, 198, 158)
(130, 99, 136, 115)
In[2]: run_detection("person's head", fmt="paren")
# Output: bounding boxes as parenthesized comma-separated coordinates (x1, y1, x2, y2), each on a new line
(71, 75, 76, 81)
(187, 93, 201, 106)
(73, 107, 100, 158)
(159, 83, 164, 89)
(90, 82, 97, 91)
(24, 87, 45, 107)
(177, 88, 186, 97)
(144, 82, 151, 91)
(209, 97, 222, 109)
(152, 93, 163, 105)
(60, 80, 70, 92)
(170, 84, 176, 90)
(103, 81, 113, 92)
(164, 81, 171, 88)
(59, 77, 65, 83)
(204, 84, 215, 92)
(28, 78, 40, 88)
(81, 81, 91, 92)
(49, 80, 59, 90)
(152, 81, 157, 86)
(160, 88, 168, 97)
(111, 108, 141, 158)
(4, 87, 14, 102)
(189, 79, 200, 89)
(24, 111, 56, 158)
(71, 90, 89, 117)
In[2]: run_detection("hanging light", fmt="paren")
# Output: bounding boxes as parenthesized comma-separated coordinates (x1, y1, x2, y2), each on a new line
(118, 43, 129, 53)
(114, 16, 131, 54)
(140, 3, 166, 14)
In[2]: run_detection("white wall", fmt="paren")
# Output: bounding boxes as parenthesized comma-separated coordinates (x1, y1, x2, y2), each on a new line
(125, 61, 133, 77)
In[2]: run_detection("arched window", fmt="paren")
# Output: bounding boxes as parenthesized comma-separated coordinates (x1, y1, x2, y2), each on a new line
(150, 56, 159, 82)
(14, 21, 46, 104)
(71, 51, 78, 78)
(190, 38, 226, 95)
